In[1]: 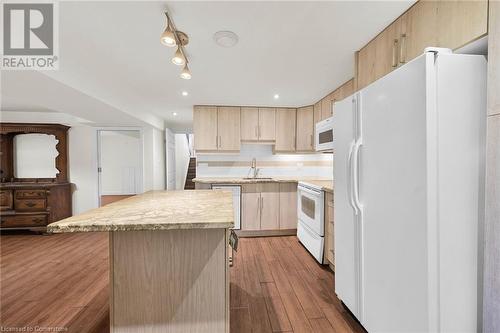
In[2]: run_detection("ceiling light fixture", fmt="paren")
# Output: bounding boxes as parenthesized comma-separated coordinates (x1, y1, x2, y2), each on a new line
(274, 94, 280, 99)
(182, 91, 188, 96)
(160, 25, 176, 47)
(161, 11, 191, 78)
(172, 47, 185, 66)
(180, 64, 191, 80)
(173, 112, 178, 116)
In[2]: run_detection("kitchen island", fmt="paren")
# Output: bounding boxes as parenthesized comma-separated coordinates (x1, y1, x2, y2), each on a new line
(48, 190, 234, 333)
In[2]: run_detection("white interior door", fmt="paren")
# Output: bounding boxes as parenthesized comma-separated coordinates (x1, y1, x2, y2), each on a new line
(333, 94, 360, 317)
(98, 130, 143, 204)
(360, 54, 429, 332)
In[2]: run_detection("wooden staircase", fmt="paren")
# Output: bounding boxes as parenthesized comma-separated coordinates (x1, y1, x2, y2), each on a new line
(184, 157, 196, 190)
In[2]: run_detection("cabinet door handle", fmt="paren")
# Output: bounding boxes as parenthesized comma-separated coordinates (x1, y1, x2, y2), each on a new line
(25, 202, 36, 208)
(219, 136, 221, 148)
(255, 126, 258, 138)
(399, 34, 407, 64)
(258, 126, 261, 138)
(392, 39, 399, 68)
(310, 134, 313, 148)
(216, 135, 218, 148)
(261, 197, 264, 211)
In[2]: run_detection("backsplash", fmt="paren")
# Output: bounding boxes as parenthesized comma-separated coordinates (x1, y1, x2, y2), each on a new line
(196, 144, 333, 178)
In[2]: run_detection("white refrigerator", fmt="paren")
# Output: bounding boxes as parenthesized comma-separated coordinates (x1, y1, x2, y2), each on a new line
(334, 49, 486, 332)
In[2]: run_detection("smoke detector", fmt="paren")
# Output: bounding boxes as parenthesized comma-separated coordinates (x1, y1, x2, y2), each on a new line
(214, 31, 239, 48)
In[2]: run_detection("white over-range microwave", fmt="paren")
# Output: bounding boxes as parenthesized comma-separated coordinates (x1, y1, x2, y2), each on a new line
(315, 116, 334, 152)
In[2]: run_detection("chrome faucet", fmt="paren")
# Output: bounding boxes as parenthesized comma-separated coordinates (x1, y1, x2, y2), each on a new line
(250, 158, 260, 178)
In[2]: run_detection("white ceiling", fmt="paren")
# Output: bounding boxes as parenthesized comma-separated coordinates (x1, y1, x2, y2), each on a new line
(1, 1, 414, 131)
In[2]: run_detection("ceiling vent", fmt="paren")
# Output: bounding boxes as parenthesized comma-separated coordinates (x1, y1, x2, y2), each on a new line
(214, 31, 239, 48)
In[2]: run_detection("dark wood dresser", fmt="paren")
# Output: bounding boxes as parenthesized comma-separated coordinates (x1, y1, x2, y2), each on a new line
(0, 123, 73, 232)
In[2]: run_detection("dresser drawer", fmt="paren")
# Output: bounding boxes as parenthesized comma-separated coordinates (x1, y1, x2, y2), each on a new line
(1, 214, 47, 228)
(0, 190, 13, 211)
(16, 189, 47, 199)
(15, 198, 46, 211)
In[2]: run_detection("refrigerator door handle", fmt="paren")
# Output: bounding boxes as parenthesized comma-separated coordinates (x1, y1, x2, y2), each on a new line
(352, 139, 363, 213)
(347, 141, 358, 215)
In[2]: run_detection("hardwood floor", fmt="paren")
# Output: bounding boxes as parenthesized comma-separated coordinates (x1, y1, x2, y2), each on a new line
(231, 236, 365, 333)
(0, 232, 364, 333)
(0, 231, 110, 333)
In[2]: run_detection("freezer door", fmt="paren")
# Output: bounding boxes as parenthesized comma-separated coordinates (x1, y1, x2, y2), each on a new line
(360, 54, 430, 332)
(333, 95, 360, 318)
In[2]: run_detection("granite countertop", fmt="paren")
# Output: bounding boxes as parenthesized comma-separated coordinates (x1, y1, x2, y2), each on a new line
(193, 177, 333, 193)
(48, 190, 234, 233)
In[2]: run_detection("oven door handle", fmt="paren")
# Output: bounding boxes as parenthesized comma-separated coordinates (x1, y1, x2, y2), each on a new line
(347, 141, 358, 215)
(298, 186, 322, 197)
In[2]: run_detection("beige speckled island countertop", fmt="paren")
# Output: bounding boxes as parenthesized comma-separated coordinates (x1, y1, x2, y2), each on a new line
(47, 190, 234, 233)
(193, 177, 334, 193)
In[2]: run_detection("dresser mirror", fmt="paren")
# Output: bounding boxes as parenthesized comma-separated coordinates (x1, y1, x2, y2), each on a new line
(13, 133, 59, 179)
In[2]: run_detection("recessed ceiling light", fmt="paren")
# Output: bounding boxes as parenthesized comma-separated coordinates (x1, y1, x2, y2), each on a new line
(274, 94, 280, 99)
(173, 112, 178, 116)
(214, 31, 239, 48)
(182, 91, 188, 96)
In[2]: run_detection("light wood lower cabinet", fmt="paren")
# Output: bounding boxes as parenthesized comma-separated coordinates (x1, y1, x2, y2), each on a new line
(259, 184, 279, 230)
(279, 183, 297, 229)
(324, 192, 334, 268)
(241, 182, 297, 231)
(241, 184, 261, 231)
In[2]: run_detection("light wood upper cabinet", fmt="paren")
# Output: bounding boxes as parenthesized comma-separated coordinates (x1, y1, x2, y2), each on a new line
(193, 106, 240, 152)
(296, 106, 314, 152)
(321, 95, 332, 120)
(313, 101, 321, 125)
(357, 42, 377, 90)
(193, 106, 218, 151)
(405, 0, 438, 61)
(240, 107, 276, 142)
(279, 183, 297, 230)
(240, 107, 259, 141)
(437, 0, 488, 50)
(275, 108, 296, 152)
(217, 107, 240, 151)
(356, 0, 488, 91)
(258, 108, 276, 141)
(259, 183, 279, 230)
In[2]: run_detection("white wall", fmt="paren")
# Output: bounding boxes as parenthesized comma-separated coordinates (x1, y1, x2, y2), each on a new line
(196, 144, 333, 179)
(68, 125, 99, 214)
(143, 126, 165, 191)
(175, 134, 190, 189)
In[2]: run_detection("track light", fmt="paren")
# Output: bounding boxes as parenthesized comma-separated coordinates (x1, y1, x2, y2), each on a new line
(180, 64, 191, 80)
(161, 11, 191, 78)
(160, 25, 176, 47)
(172, 47, 185, 66)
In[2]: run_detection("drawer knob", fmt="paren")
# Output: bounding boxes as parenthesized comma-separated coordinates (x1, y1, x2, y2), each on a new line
(25, 202, 36, 207)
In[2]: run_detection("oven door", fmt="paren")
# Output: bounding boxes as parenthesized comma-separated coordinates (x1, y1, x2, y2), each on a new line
(297, 185, 324, 236)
